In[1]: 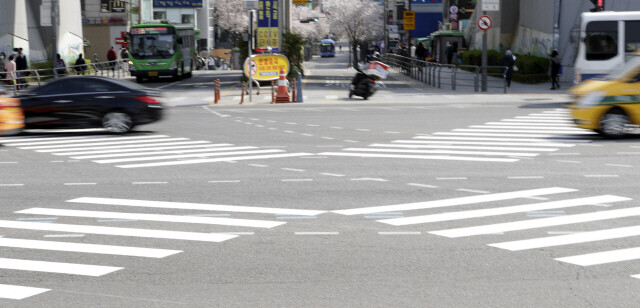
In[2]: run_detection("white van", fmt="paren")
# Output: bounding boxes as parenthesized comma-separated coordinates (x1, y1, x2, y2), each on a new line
(574, 11, 640, 83)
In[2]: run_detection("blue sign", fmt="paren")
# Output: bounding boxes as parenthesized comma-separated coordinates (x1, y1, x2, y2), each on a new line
(257, 0, 278, 28)
(153, 0, 203, 8)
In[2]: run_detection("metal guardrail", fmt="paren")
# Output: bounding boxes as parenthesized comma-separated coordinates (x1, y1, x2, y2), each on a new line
(382, 54, 512, 93)
(0, 59, 129, 96)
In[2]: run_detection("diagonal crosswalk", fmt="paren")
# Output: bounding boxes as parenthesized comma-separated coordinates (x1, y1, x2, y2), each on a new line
(1, 196, 322, 300)
(335, 186, 640, 280)
(0, 133, 312, 168)
(320, 109, 596, 162)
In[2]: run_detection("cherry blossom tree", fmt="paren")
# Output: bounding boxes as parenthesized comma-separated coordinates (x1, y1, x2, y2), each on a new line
(291, 5, 330, 42)
(213, 0, 249, 44)
(322, 0, 383, 66)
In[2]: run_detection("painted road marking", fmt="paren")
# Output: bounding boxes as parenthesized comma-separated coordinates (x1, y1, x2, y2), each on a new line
(19, 137, 190, 150)
(431, 203, 636, 238)
(0, 237, 181, 258)
(333, 187, 576, 215)
(320, 152, 519, 162)
(343, 147, 539, 157)
(68, 197, 325, 216)
(0, 258, 122, 276)
(0, 220, 237, 242)
(381, 195, 627, 226)
(0, 284, 50, 300)
(556, 247, 640, 266)
(116, 152, 314, 168)
(393, 140, 575, 147)
(371, 144, 559, 152)
(489, 225, 640, 251)
(17, 208, 285, 229)
(5, 135, 168, 146)
(70, 146, 256, 159)
(50, 141, 218, 155)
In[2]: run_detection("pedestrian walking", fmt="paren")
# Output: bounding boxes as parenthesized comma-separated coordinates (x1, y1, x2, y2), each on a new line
(4, 55, 16, 89)
(501, 50, 516, 87)
(107, 46, 117, 71)
(207, 56, 215, 70)
(55, 53, 67, 76)
(74, 53, 87, 75)
(550, 50, 561, 90)
(15, 48, 28, 89)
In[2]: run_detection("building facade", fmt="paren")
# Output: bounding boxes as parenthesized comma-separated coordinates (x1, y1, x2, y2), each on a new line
(0, 0, 83, 64)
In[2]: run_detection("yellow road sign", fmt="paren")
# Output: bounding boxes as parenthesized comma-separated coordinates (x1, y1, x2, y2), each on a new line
(403, 11, 415, 30)
(243, 54, 290, 81)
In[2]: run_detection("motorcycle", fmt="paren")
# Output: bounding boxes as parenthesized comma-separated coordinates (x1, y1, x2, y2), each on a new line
(349, 69, 378, 100)
(349, 60, 389, 100)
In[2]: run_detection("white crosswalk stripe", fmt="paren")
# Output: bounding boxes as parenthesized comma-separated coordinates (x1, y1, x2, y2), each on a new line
(2, 194, 318, 300)
(0, 258, 123, 276)
(0, 284, 50, 300)
(0, 133, 311, 168)
(319, 109, 595, 162)
(380, 195, 630, 226)
(335, 185, 640, 279)
(16, 208, 286, 228)
(0, 237, 182, 258)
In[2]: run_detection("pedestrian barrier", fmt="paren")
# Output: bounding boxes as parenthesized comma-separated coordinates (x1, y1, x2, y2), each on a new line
(382, 54, 511, 93)
(275, 69, 290, 103)
(1, 59, 130, 95)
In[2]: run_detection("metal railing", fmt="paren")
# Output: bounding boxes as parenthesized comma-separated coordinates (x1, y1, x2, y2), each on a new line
(0, 59, 130, 96)
(382, 54, 512, 93)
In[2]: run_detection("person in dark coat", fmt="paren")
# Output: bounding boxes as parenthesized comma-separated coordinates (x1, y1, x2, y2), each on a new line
(416, 42, 428, 61)
(15, 48, 28, 88)
(75, 53, 87, 75)
(501, 50, 516, 87)
(550, 50, 561, 90)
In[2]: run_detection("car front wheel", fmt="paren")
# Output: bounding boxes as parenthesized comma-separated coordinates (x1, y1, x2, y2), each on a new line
(102, 112, 133, 133)
(599, 109, 631, 138)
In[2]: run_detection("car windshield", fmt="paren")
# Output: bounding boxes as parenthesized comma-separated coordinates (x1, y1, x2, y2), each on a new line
(130, 34, 175, 59)
(599, 55, 640, 81)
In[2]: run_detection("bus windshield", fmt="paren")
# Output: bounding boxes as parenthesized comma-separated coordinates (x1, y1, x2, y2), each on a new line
(130, 34, 175, 59)
(320, 43, 334, 52)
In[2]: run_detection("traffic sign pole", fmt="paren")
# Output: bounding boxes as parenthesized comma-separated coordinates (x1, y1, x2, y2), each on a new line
(482, 11, 488, 92)
(249, 10, 254, 102)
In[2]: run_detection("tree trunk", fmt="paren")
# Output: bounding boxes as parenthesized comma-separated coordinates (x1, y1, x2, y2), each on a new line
(352, 40, 359, 69)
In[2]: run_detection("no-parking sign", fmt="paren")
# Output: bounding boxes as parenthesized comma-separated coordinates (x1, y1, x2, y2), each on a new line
(478, 15, 492, 31)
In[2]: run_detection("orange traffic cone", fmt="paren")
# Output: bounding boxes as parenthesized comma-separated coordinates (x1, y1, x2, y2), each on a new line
(275, 68, 290, 103)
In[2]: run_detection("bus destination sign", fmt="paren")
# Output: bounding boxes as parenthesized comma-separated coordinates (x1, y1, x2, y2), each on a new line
(130, 27, 172, 35)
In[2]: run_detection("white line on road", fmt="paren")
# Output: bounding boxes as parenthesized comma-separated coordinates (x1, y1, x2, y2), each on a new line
(0, 220, 236, 242)
(0, 284, 50, 300)
(489, 224, 640, 251)
(0, 258, 122, 276)
(208, 180, 241, 183)
(0, 237, 181, 258)
(430, 202, 636, 238)
(508, 176, 544, 179)
(556, 247, 640, 266)
(320, 152, 519, 162)
(68, 197, 325, 216)
(382, 195, 628, 226)
(294, 232, 339, 235)
(333, 187, 576, 216)
(407, 183, 438, 188)
(16, 208, 285, 228)
(378, 232, 422, 235)
(320, 173, 345, 177)
(116, 152, 314, 168)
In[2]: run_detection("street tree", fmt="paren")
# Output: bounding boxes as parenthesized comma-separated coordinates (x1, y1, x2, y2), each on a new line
(213, 0, 249, 45)
(322, 0, 383, 67)
(292, 5, 330, 42)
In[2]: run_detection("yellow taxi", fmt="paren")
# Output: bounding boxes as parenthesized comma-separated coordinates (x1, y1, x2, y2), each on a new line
(571, 55, 640, 137)
(0, 87, 24, 136)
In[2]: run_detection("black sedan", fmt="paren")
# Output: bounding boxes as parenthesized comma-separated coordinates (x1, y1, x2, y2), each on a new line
(18, 76, 163, 133)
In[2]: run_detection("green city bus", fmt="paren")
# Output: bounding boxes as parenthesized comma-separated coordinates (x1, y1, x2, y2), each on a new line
(128, 22, 196, 82)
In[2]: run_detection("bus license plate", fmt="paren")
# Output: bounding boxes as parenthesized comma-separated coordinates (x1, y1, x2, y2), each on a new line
(148, 71, 158, 77)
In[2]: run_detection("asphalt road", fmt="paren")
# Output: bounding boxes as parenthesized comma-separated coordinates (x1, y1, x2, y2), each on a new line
(1, 52, 640, 307)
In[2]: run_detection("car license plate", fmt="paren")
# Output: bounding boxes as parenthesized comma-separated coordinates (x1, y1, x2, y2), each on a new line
(148, 71, 158, 77)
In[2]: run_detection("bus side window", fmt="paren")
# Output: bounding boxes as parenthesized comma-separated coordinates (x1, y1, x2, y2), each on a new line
(585, 21, 618, 61)
(625, 21, 640, 53)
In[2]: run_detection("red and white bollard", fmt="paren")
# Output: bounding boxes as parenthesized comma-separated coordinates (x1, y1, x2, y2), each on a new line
(214, 79, 220, 104)
(275, 69, 290, 103)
